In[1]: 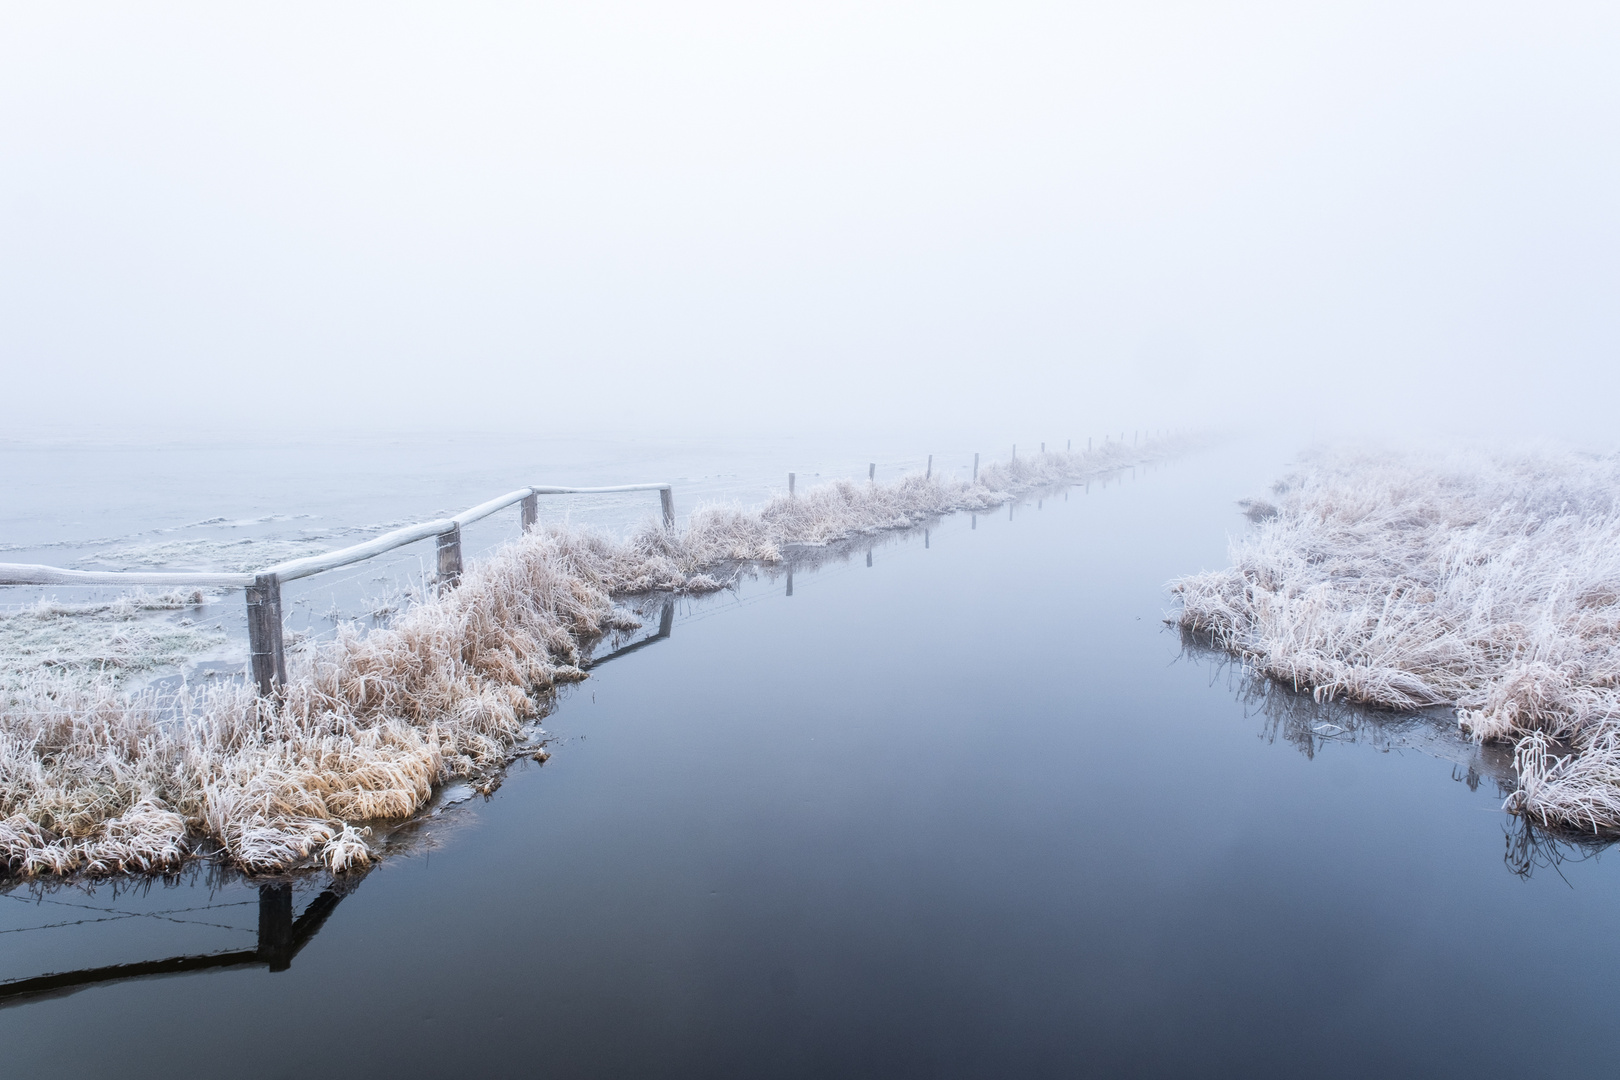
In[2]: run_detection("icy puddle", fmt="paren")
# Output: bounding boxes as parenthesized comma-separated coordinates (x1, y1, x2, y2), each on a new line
(3, 440, 1620, 1079)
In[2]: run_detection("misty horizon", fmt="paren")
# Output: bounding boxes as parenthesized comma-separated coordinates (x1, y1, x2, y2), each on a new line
(5, 2, 1617, 445)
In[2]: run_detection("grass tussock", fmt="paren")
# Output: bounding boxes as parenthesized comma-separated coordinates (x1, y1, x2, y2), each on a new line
(1172, 448, 1620, 833)
(0, 436, 1190, 879)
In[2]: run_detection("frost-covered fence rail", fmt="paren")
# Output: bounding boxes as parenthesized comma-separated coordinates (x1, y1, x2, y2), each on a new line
(0, 482, 676, 696)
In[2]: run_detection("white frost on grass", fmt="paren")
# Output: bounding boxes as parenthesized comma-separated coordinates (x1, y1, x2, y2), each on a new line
(0, 435, 1192, 879)
(1172, 447, 1620, 833)
(0, 590, 224, 691)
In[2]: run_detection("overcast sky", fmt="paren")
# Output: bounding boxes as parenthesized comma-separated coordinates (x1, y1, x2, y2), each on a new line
(3, 2, 1617, 444)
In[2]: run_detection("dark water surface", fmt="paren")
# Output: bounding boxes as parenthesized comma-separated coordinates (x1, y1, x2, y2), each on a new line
(3, 441, 1619, 1078)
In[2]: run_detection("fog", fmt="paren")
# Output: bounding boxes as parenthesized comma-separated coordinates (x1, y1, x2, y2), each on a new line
(3, 2, 1617, 447)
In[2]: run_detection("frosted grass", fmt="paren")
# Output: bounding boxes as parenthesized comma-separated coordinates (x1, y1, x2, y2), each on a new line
(0, 436, 1192, 879)
(1173, 448, 1620, 833)
(0, 590, 224, 691)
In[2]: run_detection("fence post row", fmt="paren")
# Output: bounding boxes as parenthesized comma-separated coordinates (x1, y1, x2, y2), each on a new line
(246, 573, 287, 696)
(0, 480, 679, 701)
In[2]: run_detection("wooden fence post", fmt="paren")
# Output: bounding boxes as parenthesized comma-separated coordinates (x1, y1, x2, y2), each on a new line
(789, 472, 795, 496)
(246, 572, 286, 697)
(521, 493, 538, 532)
(437, 524, 463, 587)
(973, 453, 979, 482)
(869, 462, 875, 481)
(660, 487, 675, 529)
(926, 454, 932, 480)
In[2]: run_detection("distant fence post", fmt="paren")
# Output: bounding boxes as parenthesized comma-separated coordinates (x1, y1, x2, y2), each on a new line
(789, 472, 796, 497)
(246, 573, 286, 696)
(869, 462, 875, 481)
(660, 487, 675, 529)
(437, 524, 463, 587)
(521, 493, 538, 532)
(973, 453, 979, 482)
(926, 454, 932, 479)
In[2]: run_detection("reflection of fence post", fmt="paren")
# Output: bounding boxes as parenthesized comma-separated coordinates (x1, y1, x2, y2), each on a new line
(658, 599, 674, 636)
(789, 473, 795, 497)
(436, 524, 463, 587)
(786, 571, 793, 597)
(246, 573, 286, 696)
(866, 549, 872, 567)
(521, 493, 538, 532)
(257, 885, 295, 973)
(660, 487, 675, 529)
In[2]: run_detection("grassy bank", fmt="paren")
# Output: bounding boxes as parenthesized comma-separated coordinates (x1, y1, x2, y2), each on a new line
(0, 435, 1193, 878)
(1173, 448, 1620, 833)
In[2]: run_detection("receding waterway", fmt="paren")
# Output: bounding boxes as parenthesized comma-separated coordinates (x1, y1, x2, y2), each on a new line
(2, 436, 1618, 1078)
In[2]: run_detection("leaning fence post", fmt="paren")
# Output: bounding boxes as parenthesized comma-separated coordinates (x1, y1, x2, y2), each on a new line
(246, 572, 286, 697)
(660, 486, 675, 529)
(437, 523, 463, 587)
(521, 493, 538, 532)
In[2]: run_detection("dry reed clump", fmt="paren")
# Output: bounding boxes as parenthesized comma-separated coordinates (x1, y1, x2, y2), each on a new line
(1171, 448, 1620, 832)
(0, 435, 1192, 879)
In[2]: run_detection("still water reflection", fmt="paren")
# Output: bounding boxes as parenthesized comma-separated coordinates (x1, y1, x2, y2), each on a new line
(2, 440, 1618, 1078)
